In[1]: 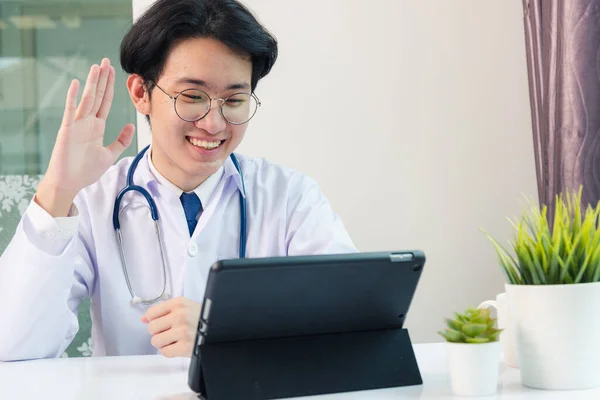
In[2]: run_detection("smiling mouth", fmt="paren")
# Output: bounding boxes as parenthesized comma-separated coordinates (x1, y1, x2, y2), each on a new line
(186, 137, 225, 150)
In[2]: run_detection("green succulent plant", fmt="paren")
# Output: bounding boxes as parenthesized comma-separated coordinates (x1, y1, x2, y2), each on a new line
(438, 307, 502, 344)
(482, 186, 600, 285)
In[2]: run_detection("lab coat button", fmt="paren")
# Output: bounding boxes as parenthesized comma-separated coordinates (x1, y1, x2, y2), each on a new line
(188, 243, 199, 257)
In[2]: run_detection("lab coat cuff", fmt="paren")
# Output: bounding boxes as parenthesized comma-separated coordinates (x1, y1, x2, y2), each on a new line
(23, 198, 80, 255)
(55, 203, 80, 237)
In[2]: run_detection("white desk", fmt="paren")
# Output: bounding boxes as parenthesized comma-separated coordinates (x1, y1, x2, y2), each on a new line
(1, 343, 598, 399)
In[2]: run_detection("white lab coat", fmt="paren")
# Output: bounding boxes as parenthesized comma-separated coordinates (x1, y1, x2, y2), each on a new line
(0, 150, 356, 360)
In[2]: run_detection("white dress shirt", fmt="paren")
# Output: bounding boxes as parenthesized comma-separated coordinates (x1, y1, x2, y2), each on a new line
(147, 150, 224, 214)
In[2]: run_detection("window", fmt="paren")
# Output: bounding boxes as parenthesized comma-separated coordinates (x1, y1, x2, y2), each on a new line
(0, 0, 136, 175)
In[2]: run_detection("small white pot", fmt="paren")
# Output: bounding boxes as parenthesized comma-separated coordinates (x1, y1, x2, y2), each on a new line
(446, 341, 501, 396)
(506, 282, 600, 390)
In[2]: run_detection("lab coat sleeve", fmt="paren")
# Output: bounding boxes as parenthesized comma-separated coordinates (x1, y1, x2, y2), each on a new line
(285, 174, 358, 255)
(0, 198, 94, 361)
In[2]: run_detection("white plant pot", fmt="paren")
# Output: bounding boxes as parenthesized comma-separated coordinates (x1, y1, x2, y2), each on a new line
(446, 341, 501, 396)
(506, 282, 600, 390)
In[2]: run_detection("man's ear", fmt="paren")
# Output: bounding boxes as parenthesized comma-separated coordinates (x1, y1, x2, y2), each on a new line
(126, 74, 151, 115)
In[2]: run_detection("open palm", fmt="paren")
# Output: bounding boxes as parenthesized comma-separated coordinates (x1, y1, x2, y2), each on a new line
(44, 58, 135, 195)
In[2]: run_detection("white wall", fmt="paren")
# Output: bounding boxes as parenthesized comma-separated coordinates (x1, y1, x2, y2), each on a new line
(134, 0, 537, 343)
(132, 0, 153, 146)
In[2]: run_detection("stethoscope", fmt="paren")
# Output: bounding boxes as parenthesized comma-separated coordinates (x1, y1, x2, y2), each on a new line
(112, 144, 247, 305)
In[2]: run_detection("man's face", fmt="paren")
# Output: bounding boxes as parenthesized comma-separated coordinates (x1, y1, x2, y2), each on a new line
(147, 37, 253, 189)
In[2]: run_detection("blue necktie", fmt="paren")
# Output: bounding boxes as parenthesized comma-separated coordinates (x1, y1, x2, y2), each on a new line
(180, 192, 202, 236)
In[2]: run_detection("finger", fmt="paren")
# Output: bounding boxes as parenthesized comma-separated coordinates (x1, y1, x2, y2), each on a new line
(107, 124, 135, 161)
(75, 64, 100, 119)
(61, 79, 80, 127)
(97, 65, 116, 119)
(143, 297, 177, 322)
(92, 59, 111, 117)
(147, 314, 173, 335)
(151, 327, 181, 349)
(160, 341, 191, 358)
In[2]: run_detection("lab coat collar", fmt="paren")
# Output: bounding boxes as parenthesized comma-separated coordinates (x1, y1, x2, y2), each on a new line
(133, 146, 246, 198)
(223, 153, 246, 198)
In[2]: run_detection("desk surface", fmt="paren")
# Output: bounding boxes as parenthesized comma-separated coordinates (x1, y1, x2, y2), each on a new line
(1, 343, 599, 399)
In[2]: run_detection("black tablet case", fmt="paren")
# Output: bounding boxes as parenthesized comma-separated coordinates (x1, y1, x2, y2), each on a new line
(188, 251, 425, 399)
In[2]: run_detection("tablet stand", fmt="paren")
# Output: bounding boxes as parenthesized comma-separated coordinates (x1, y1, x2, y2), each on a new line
(189, 327, 422, 400)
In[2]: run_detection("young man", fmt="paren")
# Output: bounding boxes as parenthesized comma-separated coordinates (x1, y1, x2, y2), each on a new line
(0, 0, 355, 361)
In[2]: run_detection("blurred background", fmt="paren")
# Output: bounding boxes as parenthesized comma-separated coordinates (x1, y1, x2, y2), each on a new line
(0, 0, 137, 175)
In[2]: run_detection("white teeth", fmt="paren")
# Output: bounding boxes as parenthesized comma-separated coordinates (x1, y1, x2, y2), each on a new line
(188, 137, 221, 149)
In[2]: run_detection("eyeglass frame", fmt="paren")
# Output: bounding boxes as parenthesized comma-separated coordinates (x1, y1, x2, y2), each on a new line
(149, 81, 261, 125)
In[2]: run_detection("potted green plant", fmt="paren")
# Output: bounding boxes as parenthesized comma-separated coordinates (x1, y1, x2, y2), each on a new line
(483, 186, 600, 390)
(438, 307, 502, 396)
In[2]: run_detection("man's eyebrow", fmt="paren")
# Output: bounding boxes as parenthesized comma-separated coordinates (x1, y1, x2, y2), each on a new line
(175, 78, 250, 91)
(226, 82, 251, 91)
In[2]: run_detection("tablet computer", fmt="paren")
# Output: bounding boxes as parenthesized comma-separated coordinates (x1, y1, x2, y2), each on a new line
(194, 249, 424, 343)
(189, 250, 425, 396)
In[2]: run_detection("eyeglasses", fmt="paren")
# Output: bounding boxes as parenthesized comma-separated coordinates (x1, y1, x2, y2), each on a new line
(150, 81, 261, 125)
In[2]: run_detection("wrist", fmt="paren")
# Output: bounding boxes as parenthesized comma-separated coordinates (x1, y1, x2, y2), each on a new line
(35, 180, 78, 218)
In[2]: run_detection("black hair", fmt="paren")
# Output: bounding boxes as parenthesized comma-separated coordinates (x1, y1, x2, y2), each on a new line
(120, 0, 278, 95)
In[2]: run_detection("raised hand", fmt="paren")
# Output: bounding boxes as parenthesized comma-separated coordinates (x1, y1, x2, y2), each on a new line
(36, 58, 136, 217)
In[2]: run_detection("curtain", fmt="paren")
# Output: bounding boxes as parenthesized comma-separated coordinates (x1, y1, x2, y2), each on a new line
(523, 0, 600, 215)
